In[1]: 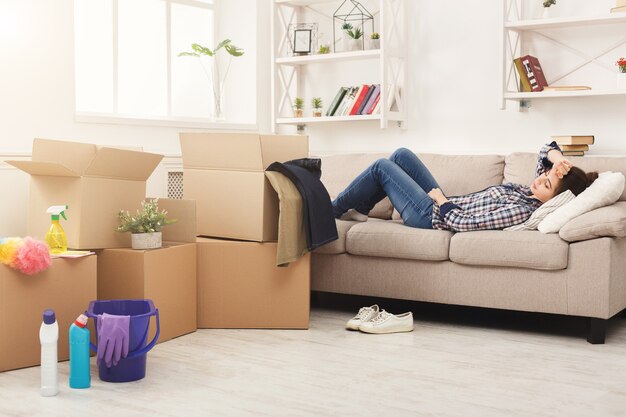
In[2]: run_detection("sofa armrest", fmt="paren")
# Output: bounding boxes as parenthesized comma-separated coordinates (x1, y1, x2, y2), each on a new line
(559, 202, 626, 242)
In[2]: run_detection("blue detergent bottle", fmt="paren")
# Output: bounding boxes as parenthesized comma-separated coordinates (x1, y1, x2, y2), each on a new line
(69, 314, 90, 389)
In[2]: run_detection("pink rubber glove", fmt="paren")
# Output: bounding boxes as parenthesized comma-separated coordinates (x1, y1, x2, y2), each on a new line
(96, 313, 130, 368)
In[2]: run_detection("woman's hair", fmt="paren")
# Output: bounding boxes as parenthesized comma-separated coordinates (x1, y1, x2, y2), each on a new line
(554, 166, 599, 196)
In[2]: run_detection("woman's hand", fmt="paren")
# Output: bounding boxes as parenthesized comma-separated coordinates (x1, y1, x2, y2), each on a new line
(553, 159, 572, 179)
(428, 188, 449, 205)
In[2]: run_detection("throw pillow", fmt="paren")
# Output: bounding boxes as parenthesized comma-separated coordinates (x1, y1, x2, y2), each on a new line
(559, 202, 626, 242)
(505, 190, 575, 231)
(538, 171, 626, 234)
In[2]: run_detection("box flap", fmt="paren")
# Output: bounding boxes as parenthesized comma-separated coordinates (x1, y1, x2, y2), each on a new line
(32, 138, 98, 175)
(6, 160, 80, 177)
(259, 135, 309, 169)
(150, 198, 196, 243)
(180, 133, 266, 171)
(84, 147, 163, 180)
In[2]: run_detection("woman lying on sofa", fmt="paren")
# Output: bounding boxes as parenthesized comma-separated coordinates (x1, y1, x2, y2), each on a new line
(332, 143, 598, 232)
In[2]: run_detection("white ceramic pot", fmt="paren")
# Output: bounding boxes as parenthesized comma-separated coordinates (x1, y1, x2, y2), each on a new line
(348, 39, 362, 51)
(618, 72, 626, 89)
(542, 7, 553, 18)
(131, 232, 162, 250)
(370, 39, 380, 50)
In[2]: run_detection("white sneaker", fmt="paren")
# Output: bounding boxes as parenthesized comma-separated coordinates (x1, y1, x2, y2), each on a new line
(346, 305, 380, 330)
(339, 209, 368, 222)
(358, 310, 414, 334)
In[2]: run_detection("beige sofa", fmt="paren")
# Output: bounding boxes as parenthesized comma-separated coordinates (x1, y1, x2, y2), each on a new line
(312, 151, 626, 343)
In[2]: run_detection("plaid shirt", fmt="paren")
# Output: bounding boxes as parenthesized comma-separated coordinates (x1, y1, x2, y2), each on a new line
(431, 143, 559, 232)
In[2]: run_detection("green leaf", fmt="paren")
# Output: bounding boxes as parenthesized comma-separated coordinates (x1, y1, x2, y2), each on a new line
(225, 43, 244, 57)
(215, 39, 231, 52)
(191, 43, 213, 56)
(178, 52, 200, 57)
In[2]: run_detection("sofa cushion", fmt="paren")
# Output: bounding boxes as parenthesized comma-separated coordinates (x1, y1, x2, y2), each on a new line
(505, 152, 626, 201)
(559, 202, 626, 242)
(449, 231, 569, 270)
(346, 220, 453, 261)
(314, 219, 358, 254)
(320, 153, 393, 219)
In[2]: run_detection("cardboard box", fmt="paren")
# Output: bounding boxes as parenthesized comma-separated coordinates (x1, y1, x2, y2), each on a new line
(180, 133, 308, 242)
(7, 138, 163, 249)
(97, 199, 197, 343)
(0, 256, 97, 372)
(196, 237, 310, 329)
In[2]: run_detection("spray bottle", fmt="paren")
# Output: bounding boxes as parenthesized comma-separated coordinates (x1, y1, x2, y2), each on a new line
(45, 205, 68, 254)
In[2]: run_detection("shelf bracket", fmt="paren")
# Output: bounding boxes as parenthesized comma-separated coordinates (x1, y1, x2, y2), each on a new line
(519, 99, 531, 112)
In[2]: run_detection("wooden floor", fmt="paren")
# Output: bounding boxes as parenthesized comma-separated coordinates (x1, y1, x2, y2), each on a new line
(2, 295, 626, 417)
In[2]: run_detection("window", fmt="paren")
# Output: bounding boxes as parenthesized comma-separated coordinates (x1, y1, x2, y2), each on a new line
(74, 0, 254, 125)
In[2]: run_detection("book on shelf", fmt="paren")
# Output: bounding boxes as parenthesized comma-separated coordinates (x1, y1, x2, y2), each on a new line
(367, 92, 381, 115)
(560, 144, 589, 152)
(356, 84, 375, 115)
(513, 57, 532, 92)
(519, 55, 548, 92)
(336, 86, 357, 116)
(361, 84, 380, 115)
(542, 85, 591, 92)
(562, 151, 585, 157)
(611, 5, 626, 12)
(551, 135, 595, 145)
(326, 87, 348, 116)
(349, 84, 371, 115)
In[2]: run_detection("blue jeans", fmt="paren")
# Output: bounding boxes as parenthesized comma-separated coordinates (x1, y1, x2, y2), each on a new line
(332, 148, 441, 229)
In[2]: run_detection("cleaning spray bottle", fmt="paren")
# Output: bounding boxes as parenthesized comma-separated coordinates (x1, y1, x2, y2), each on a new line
(45, 205, 68, 254)
(69, 314, 90, 389)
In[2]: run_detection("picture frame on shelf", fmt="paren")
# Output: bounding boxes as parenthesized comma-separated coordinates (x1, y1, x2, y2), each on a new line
(288, 23, 318, 56)
(294, 29, 312, 54)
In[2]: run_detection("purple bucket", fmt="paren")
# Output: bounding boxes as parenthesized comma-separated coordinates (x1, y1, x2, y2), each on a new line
(86, 299, 160, 383)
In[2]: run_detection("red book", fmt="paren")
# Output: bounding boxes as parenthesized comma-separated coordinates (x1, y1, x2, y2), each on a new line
(349, 84, 370, 115)
(366, 92, 381, 114)
(520, 55, 548, 92)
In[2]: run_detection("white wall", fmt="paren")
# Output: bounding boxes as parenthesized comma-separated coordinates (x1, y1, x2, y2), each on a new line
(1, 0, 625, 236)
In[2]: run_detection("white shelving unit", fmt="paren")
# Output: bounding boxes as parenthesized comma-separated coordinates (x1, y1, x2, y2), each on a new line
(271, 0, 406, 131)
(500, 1, 626, 109)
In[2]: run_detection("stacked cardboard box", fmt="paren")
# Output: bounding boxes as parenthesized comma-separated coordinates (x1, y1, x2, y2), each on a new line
(8, 138, 163, 249)
(180, 133, 311, 329)
(0, 256, 97, 372)
(97, 199, 197, 343)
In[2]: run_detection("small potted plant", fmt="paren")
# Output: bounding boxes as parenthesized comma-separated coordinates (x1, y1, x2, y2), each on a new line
(293, 97, 304, 117)
(318, 44, 331, 54)
(541, 0, 556, 18)
(370, 32, 380, 50)
(342, 22, 363, 51)
(117, 199, 176, 250)
(311, 97, 323, 117)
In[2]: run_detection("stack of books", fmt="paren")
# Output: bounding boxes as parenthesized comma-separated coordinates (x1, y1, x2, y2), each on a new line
(611, 0, 626, 13)
(551, 135, 595, 157)
(326, 84, 381, 117)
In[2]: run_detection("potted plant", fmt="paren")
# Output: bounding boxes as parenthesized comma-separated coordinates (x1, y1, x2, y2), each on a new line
(311, 97, 323, 117)
(178, 39, 244, 120)
(370, 32, 380, 50)
(117, 199, 177, 250)
(541, 0, 556, 18)
(342, 22, 363, 51)
(293, 97, 304, 117)
(318, 44, 331, 54)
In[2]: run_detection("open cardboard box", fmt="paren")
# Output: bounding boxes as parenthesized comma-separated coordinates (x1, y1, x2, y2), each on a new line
(96, 199, 197, 343)
(196, 237, 310, 329)
(0, 255, 97, 372)
(7, 138, 163, 249)
(180, 133, 308, 242)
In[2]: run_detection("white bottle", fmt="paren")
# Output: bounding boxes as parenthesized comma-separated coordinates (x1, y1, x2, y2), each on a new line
(39, 309, 59, 397)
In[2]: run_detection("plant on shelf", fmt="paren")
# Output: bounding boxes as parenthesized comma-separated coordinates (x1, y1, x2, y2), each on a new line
(293, 97, 304, 117)
(342, 22, 363, 51)
(178, 39, 244, 120)
(616, 57, 626, 73)
(370, 32, 380, 50)
(311, 97, 323, 117)
(117, 199, 177, 250)
(318, 44, 331, 54)
(543, 0, 556, 6)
